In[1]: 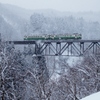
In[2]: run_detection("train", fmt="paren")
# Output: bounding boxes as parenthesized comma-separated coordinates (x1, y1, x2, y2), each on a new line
(24, 33, 82, 40)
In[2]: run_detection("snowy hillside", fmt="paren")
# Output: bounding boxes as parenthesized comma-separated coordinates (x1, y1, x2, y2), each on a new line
(0, 3, 100, 40)
(81, 92, 100, 100)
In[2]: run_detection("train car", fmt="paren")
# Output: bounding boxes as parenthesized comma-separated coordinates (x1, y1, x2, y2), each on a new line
(24, 33, 82, 40)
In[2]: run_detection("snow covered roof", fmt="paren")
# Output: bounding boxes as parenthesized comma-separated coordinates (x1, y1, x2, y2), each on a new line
(81, 92, 100, 100)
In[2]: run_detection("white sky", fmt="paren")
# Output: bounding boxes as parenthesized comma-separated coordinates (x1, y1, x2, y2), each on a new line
(0, 0, 100, 12)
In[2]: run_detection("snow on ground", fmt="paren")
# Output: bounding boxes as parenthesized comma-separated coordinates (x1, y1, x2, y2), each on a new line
(81, 92, 100, 100)
(67, 56, 83, 66)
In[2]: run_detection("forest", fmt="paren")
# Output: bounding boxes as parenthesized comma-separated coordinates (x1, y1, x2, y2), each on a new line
(0, 34, 100, 100)
(0, 3, 100, 100)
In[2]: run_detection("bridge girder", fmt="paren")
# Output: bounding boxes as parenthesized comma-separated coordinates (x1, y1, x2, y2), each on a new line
(8, 40, 100, 56)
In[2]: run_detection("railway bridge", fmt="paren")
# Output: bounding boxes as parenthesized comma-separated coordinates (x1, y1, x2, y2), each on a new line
(8, 40, 100, 56)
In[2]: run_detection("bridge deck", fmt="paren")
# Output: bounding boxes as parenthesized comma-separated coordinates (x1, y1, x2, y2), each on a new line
(8, 40, 100, 44)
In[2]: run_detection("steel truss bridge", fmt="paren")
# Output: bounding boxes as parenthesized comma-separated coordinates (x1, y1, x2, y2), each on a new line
(8, 40, 100, 56)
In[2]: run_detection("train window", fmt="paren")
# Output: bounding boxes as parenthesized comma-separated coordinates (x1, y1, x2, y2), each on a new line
(24, 36, 27, 38)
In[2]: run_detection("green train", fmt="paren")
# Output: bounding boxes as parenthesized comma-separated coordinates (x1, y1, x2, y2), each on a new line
(24, 33, 82, 40)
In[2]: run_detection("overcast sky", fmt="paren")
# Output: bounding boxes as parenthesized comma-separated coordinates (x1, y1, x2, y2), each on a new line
(0, 0, 99, 12)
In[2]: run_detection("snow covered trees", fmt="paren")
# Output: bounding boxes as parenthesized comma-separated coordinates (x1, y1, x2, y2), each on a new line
(47, 54, 100, 100)
(0, 35, 100, 100)
(0, 37, 50, 100)
(0, 40, 27, 100)
(30, 13, 45, 33)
